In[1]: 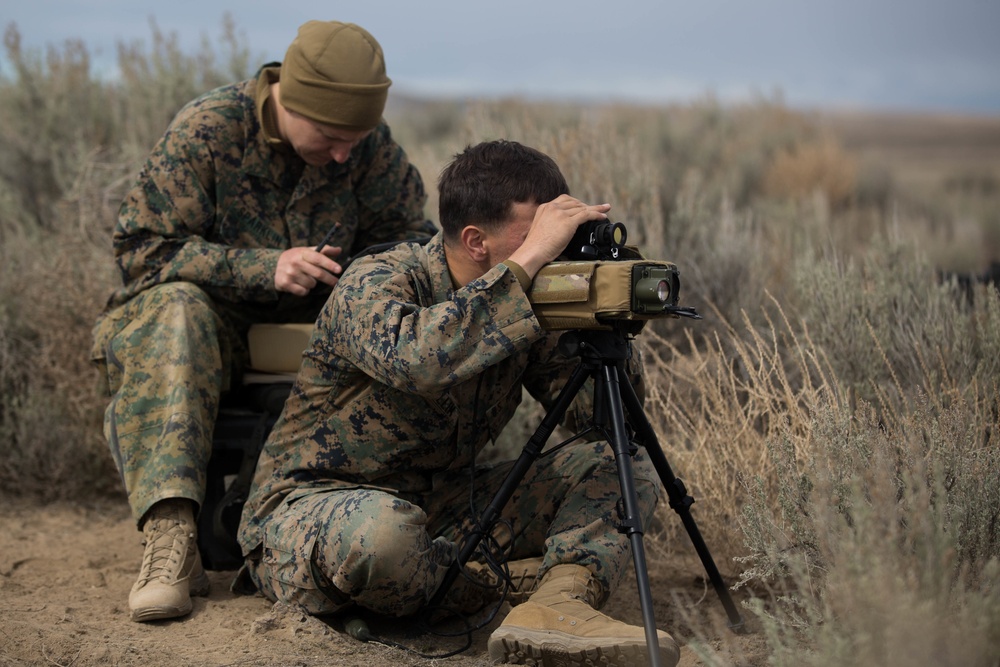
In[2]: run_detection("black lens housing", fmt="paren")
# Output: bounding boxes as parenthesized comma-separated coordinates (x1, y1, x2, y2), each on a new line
(631, 264, 680, 314)
(563, 221, 628, 261)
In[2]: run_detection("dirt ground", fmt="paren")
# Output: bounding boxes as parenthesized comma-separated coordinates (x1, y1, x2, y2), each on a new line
(0, 500, 768, 667)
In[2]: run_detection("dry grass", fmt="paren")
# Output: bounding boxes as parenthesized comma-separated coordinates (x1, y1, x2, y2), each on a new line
(637, 294, 844, 565)
(637, 295, 1000, 666)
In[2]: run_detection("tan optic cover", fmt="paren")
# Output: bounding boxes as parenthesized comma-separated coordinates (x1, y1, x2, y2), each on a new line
(529, 259, 675, 331)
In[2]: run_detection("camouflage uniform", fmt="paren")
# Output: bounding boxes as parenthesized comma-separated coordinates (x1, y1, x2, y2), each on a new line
(238, 233, 662, 617)
(91, 65, 434, 526)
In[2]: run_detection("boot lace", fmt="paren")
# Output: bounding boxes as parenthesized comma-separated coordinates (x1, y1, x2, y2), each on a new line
(134, 518, 191, 588)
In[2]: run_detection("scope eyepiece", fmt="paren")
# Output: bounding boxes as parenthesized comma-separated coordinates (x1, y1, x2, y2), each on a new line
(564, 221, 629, 261)
(591, 221, 627, 248)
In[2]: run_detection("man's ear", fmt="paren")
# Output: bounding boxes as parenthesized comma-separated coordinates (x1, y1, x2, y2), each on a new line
(460, 225, 489, 263)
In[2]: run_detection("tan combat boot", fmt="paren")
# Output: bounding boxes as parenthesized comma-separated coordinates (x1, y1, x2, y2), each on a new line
(487, 563, 680, 667)
(128, 499, 211, 622)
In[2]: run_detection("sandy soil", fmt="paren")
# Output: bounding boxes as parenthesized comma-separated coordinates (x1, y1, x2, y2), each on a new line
(0, 500, 767, 666)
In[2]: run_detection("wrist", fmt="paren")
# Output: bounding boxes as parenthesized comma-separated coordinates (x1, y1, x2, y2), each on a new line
(506, 248, 547, 280)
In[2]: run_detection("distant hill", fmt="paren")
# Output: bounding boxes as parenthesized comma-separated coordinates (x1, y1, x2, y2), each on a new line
(817, 110, 1000, 190)
(389, 93, 1000, 192)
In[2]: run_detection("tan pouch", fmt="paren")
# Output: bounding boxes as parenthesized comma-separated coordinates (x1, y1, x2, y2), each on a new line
(247, 323, 314, 373)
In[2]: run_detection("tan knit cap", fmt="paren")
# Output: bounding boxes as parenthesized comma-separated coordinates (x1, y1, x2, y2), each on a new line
(279, 21, 391, 131)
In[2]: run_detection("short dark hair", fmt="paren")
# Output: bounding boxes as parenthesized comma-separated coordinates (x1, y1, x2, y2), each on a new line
(437, 140, 569, 239)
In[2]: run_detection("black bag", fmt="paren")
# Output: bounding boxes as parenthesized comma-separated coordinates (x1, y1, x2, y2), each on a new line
(197, 382, 290, 571)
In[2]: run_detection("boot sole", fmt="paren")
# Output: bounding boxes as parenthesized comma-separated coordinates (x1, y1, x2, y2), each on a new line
(129, 571, 211, 623)
(130, 600, 193, 623)
(488, 628, 677, 667)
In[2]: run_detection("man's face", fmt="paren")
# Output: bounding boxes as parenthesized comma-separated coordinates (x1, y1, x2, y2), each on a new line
(485, 201, 537, 265)
(282, 109, 371, 167)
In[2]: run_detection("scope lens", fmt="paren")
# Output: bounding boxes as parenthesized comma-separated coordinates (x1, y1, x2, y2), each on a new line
(655, 279, 670, 302)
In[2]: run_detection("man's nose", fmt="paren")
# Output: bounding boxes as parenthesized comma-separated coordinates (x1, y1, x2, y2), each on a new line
(330, 145, 352, 164)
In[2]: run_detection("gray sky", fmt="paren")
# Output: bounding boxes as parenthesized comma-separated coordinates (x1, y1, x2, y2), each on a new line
(3, 0, 999, 113)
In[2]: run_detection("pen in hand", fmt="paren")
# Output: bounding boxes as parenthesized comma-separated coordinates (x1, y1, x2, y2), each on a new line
(315, 221, 341, 252)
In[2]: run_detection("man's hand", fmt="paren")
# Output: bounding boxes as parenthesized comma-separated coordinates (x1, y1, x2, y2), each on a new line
(509, 195, 611, 279)
(275, 245, 343, 295)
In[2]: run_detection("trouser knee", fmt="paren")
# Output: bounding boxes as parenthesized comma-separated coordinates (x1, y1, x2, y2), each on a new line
(101, 282, 226, 387)
(127, 282, 223, 352)
(309, 491, 455, 616)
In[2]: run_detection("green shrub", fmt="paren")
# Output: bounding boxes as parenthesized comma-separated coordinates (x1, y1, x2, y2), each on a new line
(731, 397, 1000, 666)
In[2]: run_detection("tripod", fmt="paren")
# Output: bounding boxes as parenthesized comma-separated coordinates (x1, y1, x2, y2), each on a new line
(430, 326, 744, 666)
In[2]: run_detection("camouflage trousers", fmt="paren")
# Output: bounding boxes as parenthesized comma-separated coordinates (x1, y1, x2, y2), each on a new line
(245, 440, 663, 617)
(91, 281, 325, 525)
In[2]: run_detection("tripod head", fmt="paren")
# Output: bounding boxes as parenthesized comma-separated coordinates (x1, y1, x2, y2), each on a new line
(556, 328, 634, 373)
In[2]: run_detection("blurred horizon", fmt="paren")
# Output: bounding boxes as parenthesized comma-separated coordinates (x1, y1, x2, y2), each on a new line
(3, 0, 999, 115)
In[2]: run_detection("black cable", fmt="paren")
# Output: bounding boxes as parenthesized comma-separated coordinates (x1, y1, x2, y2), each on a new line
(345, 615, 473, 659)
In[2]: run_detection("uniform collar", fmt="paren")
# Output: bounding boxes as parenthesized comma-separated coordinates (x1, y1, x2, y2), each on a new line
(423, 234, 462, 304)
(254, 65, 283, 146)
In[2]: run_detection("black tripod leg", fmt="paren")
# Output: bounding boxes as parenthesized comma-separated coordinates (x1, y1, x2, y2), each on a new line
(618, 367, 745, 631)
(428, 362, 592, 609)
(601, 363, 666, 666)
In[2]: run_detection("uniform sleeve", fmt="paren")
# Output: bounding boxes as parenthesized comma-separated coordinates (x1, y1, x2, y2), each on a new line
(348, 122, 437, 252)
(112, 112, 282, 303)
(314, 255, 543, 394)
